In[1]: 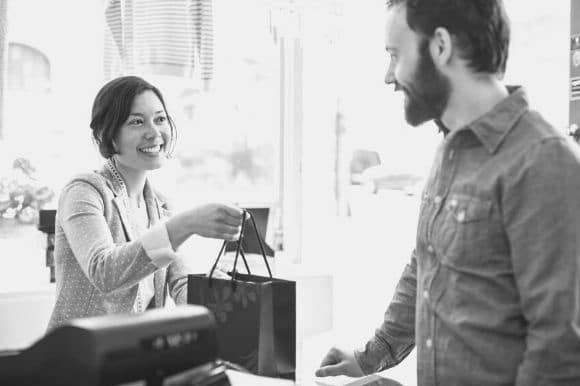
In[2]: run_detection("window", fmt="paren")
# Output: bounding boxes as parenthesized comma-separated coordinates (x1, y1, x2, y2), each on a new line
(143, 0, 281, 206)
(0, 42, 52, 227)
(7, 42, 50, 92)
(0, 0, 285, 282)
(111, 0, 283, 269)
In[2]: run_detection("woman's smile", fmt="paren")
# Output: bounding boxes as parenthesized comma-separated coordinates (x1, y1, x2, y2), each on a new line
(138, 144, 164, 156)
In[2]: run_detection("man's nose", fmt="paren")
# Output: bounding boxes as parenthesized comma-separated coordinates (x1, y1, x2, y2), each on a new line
(384, 60, 396, 85)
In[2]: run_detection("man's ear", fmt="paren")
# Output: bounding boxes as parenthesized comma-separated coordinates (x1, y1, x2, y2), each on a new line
(429, 27, 453, 68)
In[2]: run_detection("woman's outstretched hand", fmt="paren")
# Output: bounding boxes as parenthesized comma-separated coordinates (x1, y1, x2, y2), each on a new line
(188, 203, 245, 241)
(165, 203, 245, 251)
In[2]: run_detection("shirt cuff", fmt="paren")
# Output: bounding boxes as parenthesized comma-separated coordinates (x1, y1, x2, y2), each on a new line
(354, 338, 393, 375)
(141, 222, 177, 268)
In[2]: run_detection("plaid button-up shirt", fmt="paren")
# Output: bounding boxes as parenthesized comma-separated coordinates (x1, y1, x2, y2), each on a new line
(355, 87, 580, 385)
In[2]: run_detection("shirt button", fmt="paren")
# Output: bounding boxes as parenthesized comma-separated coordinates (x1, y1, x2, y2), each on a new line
(434, 196, 442, 204)
(426, 338, 433, 348)
(423, 290, 429, 299)
(448, 150, 454, 160)
(457, 211, 466, 222)
(427, 245, 434, 253)
(449, 199, 458, 208)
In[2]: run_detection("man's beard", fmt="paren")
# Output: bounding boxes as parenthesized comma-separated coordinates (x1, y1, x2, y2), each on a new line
(402, 40, 451, 127)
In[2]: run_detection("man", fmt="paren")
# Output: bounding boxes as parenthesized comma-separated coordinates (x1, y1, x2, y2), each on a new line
(316, 0, 580, 385)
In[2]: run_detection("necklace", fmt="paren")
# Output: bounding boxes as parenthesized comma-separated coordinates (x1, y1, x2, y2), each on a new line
(105, 158, 130, 205)
(135, 288, 144, 313)
(105, 158, 145, 313)
(106, 158, 144, 208)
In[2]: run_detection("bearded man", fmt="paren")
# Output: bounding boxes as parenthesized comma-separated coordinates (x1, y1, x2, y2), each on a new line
(316, 1, 580, 385)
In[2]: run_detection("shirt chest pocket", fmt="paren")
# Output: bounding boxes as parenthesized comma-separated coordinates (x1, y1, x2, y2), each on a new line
(434, 194, 493, 268)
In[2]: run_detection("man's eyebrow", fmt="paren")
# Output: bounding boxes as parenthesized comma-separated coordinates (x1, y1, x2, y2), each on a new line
(385, 46, 398, 53)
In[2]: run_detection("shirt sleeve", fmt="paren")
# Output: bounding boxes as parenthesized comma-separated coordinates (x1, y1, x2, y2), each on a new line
(503, 138, 580, 385)
(354, 250, 417, 374)
(167, 257, 190, 305)
(140, 222, 179, 268)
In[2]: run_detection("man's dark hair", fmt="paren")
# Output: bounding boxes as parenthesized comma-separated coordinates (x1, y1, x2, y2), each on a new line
(387, 0, 510, 75)
(90, 75, 177, 158)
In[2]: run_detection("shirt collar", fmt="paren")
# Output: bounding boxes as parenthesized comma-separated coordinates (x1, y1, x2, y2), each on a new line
(449, 86, 529, 154)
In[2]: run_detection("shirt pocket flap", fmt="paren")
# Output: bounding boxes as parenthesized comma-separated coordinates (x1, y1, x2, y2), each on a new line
(446, 194, 492, 223)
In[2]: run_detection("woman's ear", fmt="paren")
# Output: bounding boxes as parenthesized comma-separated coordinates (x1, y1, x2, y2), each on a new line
(430, 27, 453, 68)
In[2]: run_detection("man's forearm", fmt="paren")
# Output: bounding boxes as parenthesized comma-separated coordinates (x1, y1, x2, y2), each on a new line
(355, 254, 417, 374)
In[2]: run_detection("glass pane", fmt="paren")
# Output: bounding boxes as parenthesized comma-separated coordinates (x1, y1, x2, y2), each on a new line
(137, 0, 280, 207)
(0, 0, 281, 292)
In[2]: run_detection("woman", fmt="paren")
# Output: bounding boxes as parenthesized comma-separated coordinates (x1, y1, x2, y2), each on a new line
(47, 76, 244, 330)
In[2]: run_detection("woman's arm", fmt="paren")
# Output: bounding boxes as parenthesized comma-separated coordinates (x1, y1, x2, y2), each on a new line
(60, 181, 244, 296)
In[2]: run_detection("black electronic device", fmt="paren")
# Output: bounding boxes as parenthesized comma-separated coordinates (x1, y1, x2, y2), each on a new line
(38, 209, 57, 282)
(0, 305, 230, 386)
(38, 208, 56, 234)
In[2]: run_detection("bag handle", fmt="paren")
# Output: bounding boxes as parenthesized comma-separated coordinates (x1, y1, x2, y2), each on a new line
(231, 210, 273, 280)
(208, 209, 273, 282)
(247, 210, 273, 277)
(230, 212, 249, 281)
(208, 240, 251, 277)
(208, 213, 250, 280)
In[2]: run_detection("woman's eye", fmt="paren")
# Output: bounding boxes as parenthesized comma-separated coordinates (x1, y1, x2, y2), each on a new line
(128, 118, 143, 125)
(156, 116, 167, 124)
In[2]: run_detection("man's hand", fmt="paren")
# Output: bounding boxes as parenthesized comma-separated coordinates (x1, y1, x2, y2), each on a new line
(315, 347, 365, 377)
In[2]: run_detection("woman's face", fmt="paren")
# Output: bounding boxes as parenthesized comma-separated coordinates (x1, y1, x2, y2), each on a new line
(113, 90, 171, 172)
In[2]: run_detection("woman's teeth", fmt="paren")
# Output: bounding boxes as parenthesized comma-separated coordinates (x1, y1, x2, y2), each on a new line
(140, 145, 162, 153)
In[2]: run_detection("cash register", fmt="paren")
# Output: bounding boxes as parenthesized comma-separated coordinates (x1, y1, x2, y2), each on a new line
(0, 305, 231, 386)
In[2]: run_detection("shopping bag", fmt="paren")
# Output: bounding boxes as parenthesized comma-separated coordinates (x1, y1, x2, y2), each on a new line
(187, 211, 296, 380)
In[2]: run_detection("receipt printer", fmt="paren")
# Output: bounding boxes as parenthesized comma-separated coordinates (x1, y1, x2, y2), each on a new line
(0, 305, 230, 386)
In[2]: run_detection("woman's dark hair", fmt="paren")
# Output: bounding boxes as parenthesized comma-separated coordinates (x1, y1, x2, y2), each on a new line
(387, 0, 510, 75)
(90, 76, 177, 158)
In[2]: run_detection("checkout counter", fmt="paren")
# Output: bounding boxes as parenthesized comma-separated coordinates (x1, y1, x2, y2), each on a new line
(0, 208, 404, 385)
(0, 305, 301, 386)
(0, 304, 401, 386)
